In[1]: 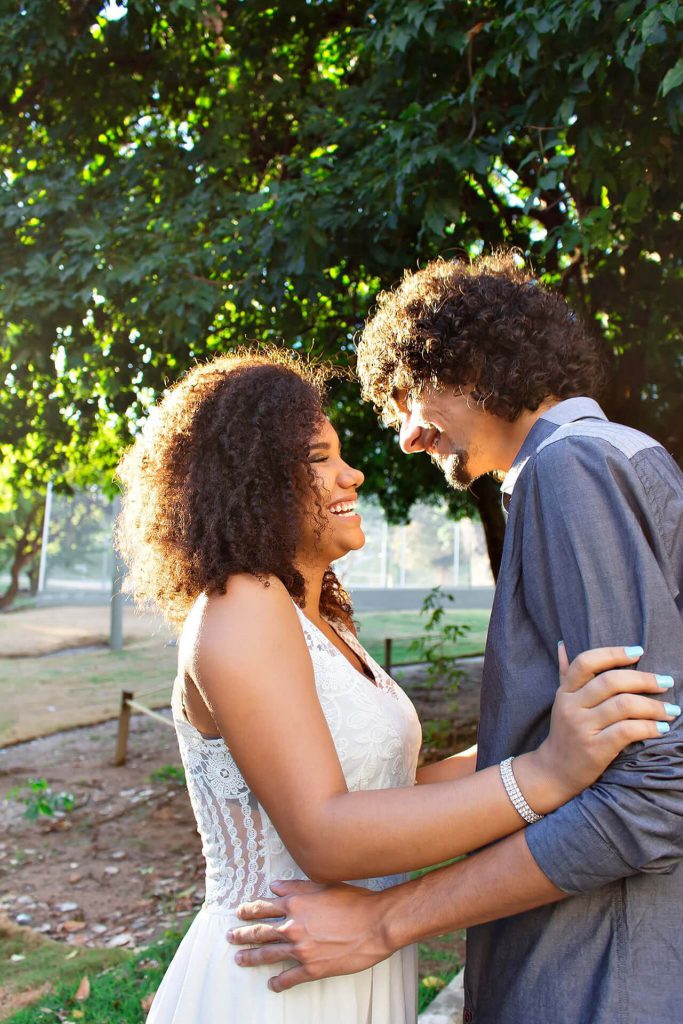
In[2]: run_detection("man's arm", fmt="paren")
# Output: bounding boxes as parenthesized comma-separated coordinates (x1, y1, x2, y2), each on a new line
(228, 831, 565, 991)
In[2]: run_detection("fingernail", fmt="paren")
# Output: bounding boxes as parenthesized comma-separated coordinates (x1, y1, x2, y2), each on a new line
(657, 721, 670, 734)
(656, 675, 675, 689)
(557, 640, 564, 648)
(226, 930, 234, 942)
(625, 646, 644, 658)
(664, 704, 680, 717)
(235, 952, 244, 965)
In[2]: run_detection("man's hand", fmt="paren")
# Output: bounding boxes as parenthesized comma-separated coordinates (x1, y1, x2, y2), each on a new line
(227, 879, 393, 992)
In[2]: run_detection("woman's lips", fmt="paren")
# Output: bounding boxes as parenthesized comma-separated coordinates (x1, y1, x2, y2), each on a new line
(328, 500, 359, 518)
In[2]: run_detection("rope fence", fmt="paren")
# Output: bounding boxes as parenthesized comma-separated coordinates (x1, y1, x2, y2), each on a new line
(114, 637, 484, 764)
(114, 685, 174, 765)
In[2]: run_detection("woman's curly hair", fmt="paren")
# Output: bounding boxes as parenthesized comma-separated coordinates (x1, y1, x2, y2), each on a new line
(357, 251, 607, 426)
(116, 350, 353, 629)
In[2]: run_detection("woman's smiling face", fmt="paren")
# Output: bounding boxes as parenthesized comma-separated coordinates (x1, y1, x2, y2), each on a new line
(300, 417, 366, 565)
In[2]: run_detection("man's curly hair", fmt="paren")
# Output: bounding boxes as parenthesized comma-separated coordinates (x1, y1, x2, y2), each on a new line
(116, 351, 353, 629)
(357, 251, 606, 426)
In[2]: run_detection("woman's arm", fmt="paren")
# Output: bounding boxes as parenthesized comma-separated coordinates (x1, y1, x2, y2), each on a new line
(192, 575, 673, 884)
(416, 745, 478, 784)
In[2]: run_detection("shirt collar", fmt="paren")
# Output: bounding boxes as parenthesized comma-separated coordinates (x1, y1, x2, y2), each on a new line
(537, 396, 607, 427)
(500, 397, 607, 503)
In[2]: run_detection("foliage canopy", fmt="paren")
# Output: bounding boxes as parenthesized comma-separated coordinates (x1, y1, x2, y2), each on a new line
(1, 0, 681, 589)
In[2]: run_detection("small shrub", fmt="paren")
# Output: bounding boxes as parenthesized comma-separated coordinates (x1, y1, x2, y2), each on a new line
(8, 778, 76, 820)
(149, 764, 185, 785)
(410, 587, 469, 692)
(421, 718, 453, 749)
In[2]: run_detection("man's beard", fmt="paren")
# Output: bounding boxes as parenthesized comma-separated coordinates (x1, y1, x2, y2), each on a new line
(439, 450, 472, 490)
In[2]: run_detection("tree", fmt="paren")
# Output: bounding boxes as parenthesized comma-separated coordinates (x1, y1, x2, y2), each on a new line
(1, 0, 681, 593)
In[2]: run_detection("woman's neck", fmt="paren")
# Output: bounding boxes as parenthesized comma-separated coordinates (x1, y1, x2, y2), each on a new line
(297, 559, 327, 623)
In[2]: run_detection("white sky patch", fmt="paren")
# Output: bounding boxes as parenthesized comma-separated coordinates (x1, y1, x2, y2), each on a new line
(100, 1, 126, 21)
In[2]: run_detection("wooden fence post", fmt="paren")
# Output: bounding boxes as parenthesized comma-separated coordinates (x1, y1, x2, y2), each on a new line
(114, 690, 134, 766)
(383, 638, 392, 676)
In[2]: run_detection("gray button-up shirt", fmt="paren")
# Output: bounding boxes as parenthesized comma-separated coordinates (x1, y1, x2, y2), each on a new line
(464, 397, 683, 1024)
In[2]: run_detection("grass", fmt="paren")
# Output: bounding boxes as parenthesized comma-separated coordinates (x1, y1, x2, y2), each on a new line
(1, 915, 458, 1021)
(411, 859, 464, 1010)
(418, 940, 462, 1013)
(149, 764, 186, 785)
(1, 924, 189, 1024)
(0, 639, 177, 746)
(0, 609, 489, 746)
(0, 918, 129, 1020)
(0, 852, 465, 1019)
(356, 608, 489, 664)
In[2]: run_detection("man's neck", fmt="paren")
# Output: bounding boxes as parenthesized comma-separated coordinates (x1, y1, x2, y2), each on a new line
(496, 397, 559, 473)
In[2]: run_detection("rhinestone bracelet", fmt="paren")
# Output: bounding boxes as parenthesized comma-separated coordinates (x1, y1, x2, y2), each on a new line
(500, 756, 544, 824)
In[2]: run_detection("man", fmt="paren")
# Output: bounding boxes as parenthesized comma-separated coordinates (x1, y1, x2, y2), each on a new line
(229, 253, 683, 1023)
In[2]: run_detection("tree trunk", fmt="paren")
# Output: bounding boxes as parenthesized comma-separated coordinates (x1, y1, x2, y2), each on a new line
(470, 474, 506, 582)
(27, 562, 40, 596)
(0, 504, 43, 611)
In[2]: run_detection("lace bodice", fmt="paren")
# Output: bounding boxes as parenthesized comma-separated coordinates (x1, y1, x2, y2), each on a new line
(171, 605, 422, 911)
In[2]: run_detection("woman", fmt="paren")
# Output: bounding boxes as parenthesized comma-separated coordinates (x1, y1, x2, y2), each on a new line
(117, 351, 671, 1024)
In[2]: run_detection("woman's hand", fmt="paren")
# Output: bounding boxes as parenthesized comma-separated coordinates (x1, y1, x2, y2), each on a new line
(514, 644, 678, 814)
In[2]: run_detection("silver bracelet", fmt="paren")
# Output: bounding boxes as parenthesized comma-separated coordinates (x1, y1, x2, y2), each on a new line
(500, 756, 544, 824)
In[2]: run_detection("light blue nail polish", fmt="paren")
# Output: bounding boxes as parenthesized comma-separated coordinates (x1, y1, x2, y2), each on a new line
(557, 640, 564, 647)
(657, 721, 670, 734)
(664, 704, 680, 717)
(625, 645, 644, 658)
(656, 675, 675, 689)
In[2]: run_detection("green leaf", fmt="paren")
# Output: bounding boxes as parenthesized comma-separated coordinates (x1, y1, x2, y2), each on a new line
(640, 9, 661, 42)
(659, 1, 679, 24)
(624, 43, 645, 73)
(622, 183, 650, 222)
(661, 59, 683, 97)
(538, 170, 559, 190)
(582, 53, 600, 81)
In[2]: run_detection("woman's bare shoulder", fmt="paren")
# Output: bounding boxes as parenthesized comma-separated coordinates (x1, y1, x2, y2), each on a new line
(181, 575, 301, 680)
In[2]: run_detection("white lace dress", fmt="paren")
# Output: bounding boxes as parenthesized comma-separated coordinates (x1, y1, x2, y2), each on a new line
(147, 605, 423, 1024)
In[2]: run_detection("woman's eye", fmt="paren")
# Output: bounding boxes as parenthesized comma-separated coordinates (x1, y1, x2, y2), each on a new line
(309, 457, 328, 464)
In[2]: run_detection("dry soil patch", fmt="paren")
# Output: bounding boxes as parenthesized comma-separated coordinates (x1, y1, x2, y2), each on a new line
(0, 606, 170, 659)
(0, 662, 481, 967)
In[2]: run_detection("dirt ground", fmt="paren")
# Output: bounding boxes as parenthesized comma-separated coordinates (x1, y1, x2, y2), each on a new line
(0, 606, 483, 748)
(0, 600, 481, 1015)
(0, 605, 171, 659)
(0, 661, 480, 979)
(0, 711, 203, 957)
(0, 607, 177, 747)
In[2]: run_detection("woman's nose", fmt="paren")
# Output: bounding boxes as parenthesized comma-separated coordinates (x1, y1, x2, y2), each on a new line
(340, 464, 364, 488)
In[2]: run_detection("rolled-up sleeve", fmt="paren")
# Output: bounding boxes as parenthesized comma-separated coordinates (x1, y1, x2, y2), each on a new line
(520, 439, 683, 895)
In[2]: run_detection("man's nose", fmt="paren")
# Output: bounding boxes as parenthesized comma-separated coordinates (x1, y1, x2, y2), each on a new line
(399, 414, 430, 454)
